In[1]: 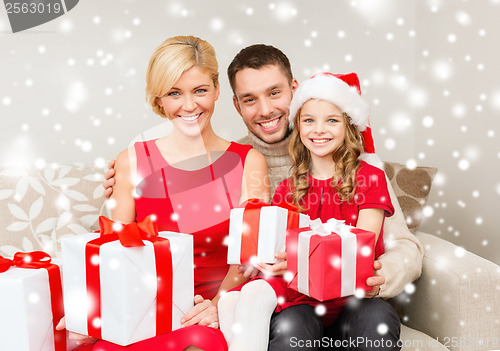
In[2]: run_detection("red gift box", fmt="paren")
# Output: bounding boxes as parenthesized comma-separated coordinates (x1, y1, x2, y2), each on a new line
(287, 218, 375, 301)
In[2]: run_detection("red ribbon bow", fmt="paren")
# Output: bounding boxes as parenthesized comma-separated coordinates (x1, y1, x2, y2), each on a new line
(0, 251, 53, 272)
(86, 215, 173, 340)
(241, 198, 299, 212)
(241, 198, 271, 209)
(97, 215, 159, 247)
(238, 199, 302, 264)
(0, 251, 65, 351)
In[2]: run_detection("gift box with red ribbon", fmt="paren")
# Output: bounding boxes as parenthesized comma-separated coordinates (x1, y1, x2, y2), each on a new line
(0, 251, 67, 351)
(287, 218, 375, 301)
(61, 215, 194, 346)
(227, 199, 310, 265)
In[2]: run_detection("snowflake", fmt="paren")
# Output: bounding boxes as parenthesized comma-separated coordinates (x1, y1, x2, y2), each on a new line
(210, 18, 224, 32)
(377, 323, 388, 335)
(59, 19, 73, 32)
(390, 112, 412, 132)
(432, 59, 453, 80)
(458, 159, 469, 171)
(384, 138, 396, 150)
(422, 115, 434, 128)
(405, 159, 417, 170)
(109, 258, 120, 270)
(314, 304, 326, 316)
(2, 96, 12, 106)
(454, 246, 465, 258)
(270, 2, 297, 22)
(64, 81, 87, 113)
(455, 11, 471, 26)
(28, 292, 40, 304)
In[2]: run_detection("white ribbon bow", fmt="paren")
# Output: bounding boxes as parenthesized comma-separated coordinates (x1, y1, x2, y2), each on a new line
(309, 218, 351, 236)
(297, 217, 357, 298)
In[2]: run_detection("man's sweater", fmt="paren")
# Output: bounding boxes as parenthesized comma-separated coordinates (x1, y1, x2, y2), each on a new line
(238, 132, 293, 196)
(238, 132, 423, 298)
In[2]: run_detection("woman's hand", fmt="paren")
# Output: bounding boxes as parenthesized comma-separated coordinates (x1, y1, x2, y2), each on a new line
(181, 295, 219, 329)
(56, 317, 98, 346)
(255, 252, 288, 277)
(364, 260, 385, 298)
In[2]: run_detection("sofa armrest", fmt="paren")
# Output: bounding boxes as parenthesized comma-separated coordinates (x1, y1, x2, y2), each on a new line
(404, 232, 500, 351)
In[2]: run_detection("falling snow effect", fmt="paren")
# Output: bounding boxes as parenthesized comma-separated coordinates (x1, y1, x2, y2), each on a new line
(0, 1, 499, 345)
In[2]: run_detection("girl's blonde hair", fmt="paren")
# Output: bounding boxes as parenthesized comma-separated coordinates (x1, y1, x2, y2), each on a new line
(146, 36, 219, 118)
(289, 103, 364, 212)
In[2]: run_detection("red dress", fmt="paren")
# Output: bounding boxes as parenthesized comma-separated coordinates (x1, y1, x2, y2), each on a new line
(236, 160, 394, 326)
(134, 139, 252, 300)
(95, 140, 252, 351)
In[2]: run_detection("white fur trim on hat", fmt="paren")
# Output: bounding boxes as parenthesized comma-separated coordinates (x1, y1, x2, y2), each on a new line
(289, 74, 370, 131)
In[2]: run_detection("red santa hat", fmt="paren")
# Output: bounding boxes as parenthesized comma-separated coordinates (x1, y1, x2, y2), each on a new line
(288, 72, 382, 169)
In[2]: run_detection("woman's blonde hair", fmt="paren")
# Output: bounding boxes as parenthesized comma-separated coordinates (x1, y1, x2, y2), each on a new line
(289, 103, 364, 212)
(146, 36, 219, 118)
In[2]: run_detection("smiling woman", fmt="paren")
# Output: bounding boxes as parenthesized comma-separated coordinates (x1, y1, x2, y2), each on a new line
(60, 35, 270, 351)
(156, 66, 220, 140)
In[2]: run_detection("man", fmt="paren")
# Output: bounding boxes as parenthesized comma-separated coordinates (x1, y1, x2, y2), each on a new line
(104, 44, 423, 350)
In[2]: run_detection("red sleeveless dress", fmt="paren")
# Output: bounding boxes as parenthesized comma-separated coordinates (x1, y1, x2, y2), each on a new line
(93, 140, 252, 351)
(134, 140, 252, 299)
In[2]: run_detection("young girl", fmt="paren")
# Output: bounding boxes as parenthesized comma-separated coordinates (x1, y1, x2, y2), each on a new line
(219, 72, 395, 350)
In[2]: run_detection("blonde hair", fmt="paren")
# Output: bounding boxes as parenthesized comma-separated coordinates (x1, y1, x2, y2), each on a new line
(288, 104, 363, 212)
(146, 36, 219, 118)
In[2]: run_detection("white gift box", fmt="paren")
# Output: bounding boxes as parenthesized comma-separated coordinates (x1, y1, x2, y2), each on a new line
(227, 205, 310, 264)
(61, 231, 194, 346)
(0, 260, 73, 351)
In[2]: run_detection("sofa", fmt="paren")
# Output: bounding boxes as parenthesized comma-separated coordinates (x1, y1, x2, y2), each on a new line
(0, 162, 498, 351)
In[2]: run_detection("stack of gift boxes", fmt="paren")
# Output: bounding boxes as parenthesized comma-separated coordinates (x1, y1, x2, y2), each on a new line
(0, 215, 194, 350)
(0, 199, 375, 350)
(227, 199, 376, 301)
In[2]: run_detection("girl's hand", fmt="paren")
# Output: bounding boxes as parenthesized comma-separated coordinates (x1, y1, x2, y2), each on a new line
(255, 252, 287, 276)
(364, 260, 385, 298)
(55, 317, 98, 345)
(181, 295, 219, 329)
(238, 264, 260, 279)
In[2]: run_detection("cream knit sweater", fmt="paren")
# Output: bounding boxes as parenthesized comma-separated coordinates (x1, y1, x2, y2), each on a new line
(238, 132, 423, 298)
(238, 132, 292, 196)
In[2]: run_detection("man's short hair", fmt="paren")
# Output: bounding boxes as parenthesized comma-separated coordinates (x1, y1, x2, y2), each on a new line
(227, 44, 293, 95)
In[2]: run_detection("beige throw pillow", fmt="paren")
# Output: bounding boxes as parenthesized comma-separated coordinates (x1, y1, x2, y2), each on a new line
(383, 162, 437, 233)
(0, 164, 109, 258)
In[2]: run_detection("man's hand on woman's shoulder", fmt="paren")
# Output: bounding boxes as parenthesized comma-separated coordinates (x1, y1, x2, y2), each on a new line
(102, 159, 116, 199)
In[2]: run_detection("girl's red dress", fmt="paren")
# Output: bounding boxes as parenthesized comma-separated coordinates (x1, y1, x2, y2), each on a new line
(233, 160, 394, 326)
